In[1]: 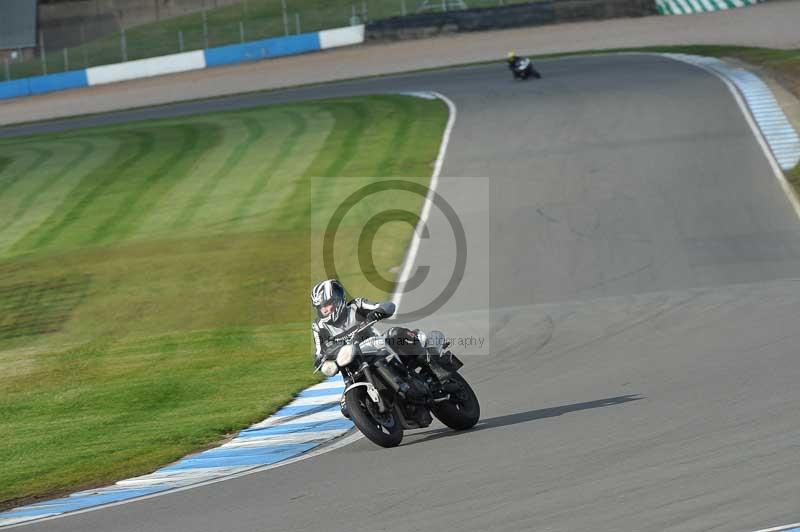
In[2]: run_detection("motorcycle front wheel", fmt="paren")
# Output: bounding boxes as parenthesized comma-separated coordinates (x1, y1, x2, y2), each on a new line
(432, 373, 480, 431)
(346, 386, 403, 448)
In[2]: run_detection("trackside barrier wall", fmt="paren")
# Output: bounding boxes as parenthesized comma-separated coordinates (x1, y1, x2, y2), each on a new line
(0, 25, 364, 101)
(319, 25, 366, 49)
(86, 50, 206, 86)
(204, 33, 320, 68)
(0, 70, 89, 99)
(655, 0, 761, 15)
(29, 70, 89, 95)
(0, 79, 30, 100)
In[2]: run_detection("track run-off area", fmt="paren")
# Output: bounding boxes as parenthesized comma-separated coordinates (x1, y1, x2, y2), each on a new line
(2, 52, 799, 531)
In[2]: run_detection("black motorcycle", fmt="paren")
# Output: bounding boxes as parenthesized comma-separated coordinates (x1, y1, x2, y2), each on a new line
(316, 320, 480, 447)
(511, 57, 542, 80)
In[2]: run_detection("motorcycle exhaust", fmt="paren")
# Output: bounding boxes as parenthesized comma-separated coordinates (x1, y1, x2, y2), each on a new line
(373, 357, 412, 397)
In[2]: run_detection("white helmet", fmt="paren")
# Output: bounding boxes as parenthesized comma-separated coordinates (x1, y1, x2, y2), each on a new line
(311, 279, 346, 323)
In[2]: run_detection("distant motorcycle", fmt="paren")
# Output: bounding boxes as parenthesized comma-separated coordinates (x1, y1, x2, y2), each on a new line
(316, 320, 480, 448)
(510, 56, 542, 80)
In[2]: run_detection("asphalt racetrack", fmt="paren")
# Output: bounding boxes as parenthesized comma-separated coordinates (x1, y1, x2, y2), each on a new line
(11, 54, 800, 531)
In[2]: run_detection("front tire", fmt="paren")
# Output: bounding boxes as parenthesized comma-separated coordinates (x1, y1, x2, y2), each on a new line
(432, 373, 480, 430)
(346, 386, 403, 448)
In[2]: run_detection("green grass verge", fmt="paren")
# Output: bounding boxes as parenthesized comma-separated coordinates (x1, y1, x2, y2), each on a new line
(0, 94, 448, 508)
(788, 163, 800, 190)
(9, 0, 541, 79)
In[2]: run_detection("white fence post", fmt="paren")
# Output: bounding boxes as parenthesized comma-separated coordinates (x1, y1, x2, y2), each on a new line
(282, 0, 289, 36)
(40, 31, 48, 75)
(120, 28, 128, 61)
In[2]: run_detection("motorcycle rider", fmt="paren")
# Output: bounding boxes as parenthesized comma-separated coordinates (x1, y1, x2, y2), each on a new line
(507, 51, 541, 79)
(507, 51, 521, 70)
(310, 279, 422, 368)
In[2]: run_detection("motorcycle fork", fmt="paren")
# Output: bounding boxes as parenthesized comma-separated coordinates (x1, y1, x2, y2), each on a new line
(361, 365, 390, 414)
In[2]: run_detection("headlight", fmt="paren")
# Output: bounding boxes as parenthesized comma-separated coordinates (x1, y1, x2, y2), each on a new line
(336, 344, 355, 367)
(321, 360, 339, 377)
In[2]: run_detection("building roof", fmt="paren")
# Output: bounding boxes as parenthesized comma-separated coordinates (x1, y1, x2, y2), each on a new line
(0, 0, 38, 50)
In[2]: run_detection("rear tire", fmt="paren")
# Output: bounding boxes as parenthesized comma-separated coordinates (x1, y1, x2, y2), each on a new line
(346, 386, 403, 448)
(432, 373, 480, 430)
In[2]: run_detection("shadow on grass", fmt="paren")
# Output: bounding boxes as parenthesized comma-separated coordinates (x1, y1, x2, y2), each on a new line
(0, 275, 91, 340)
(402, 394, 643, 446)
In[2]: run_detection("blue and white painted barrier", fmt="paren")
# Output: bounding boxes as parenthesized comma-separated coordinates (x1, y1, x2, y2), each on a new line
(0, 24, 365, 101)
(318, 25, 366, 49)
(0, 375, 352, 527)
(0, 71, 89, 100)
(86, 50, 206, 86)
(204, 33, 320, 67)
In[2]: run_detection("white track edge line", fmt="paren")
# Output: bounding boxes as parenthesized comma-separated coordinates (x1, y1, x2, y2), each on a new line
(0, 91, 458, 529)
(392, 91, 457, 309)
(749, 523, 800, 532)
(660, 53, 800, 222)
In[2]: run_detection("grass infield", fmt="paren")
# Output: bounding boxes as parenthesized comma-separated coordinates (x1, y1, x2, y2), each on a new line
(0, 94, 448, 508)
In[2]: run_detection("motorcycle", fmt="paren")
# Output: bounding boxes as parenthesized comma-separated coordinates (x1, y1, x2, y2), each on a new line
(511, 57, 542, 80)
(315, 320, 481, 448)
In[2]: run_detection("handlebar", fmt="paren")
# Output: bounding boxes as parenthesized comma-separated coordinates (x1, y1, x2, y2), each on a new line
(314, 319, 378, 373)
(330, 319, 378, 342)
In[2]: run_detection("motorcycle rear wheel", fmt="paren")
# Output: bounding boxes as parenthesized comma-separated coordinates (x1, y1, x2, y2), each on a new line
(346, 387, 403, 448)
(432, 373, 480, 431)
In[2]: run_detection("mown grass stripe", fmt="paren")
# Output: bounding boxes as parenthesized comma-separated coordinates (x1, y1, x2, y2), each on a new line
(272, 100, 369, 231)
(0, 141, 95, 237)
(20, 131, 155, 252)
(89, 124, 210, 243)
(378, 96, 415, 175)
(171, 117, 262, 230)
(0, 148, 53, 200)
(231, 110, 308, 226)
(321, 101, 369, 178)
(0, 157, 12, 176)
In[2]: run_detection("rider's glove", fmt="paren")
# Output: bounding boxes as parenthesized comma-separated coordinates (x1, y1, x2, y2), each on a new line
(367, 309, 388, 321)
